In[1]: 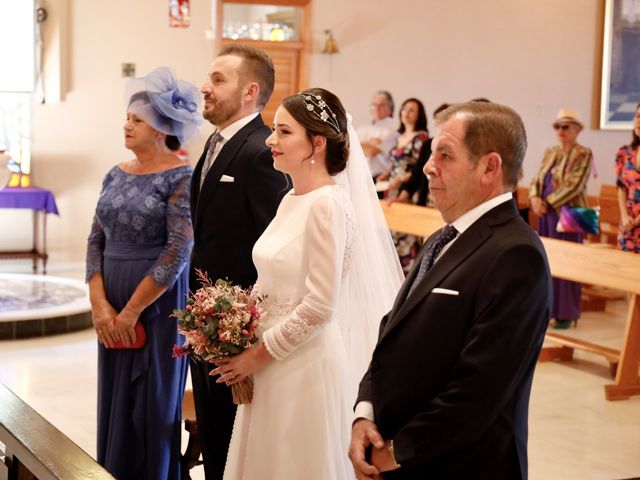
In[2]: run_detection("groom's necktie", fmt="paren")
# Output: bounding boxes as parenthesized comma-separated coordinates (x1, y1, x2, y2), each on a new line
(408, 224, 458, 296)
(199, 130, 224, 189)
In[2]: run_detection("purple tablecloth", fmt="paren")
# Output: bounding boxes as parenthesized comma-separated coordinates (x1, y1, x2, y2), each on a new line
(0, 187, 59, 215)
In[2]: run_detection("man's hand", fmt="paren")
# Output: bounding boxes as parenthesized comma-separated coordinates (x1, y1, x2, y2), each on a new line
(371, 440, 401, 473)
(349, 418, 384, 479)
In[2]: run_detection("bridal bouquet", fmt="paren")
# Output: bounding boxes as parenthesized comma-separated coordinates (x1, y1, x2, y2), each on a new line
(172, 269, 264, 404)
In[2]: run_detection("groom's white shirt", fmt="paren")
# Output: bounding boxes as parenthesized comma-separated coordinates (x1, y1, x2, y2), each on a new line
(209, 112, 259, 165)
(354, 191, 513, 423)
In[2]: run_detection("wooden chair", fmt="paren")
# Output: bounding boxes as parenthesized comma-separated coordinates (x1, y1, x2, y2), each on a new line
(181, 389, 203, 479)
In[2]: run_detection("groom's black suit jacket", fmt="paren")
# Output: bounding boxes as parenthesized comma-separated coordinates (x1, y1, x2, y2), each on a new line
(189, 114, 288, 479)
(190, 114, 288, 289)
(358, 200, 551, 480)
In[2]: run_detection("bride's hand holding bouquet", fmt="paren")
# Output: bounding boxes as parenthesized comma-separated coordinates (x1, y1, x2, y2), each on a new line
(172, 269, 270, 404)
(211, 339, 274, 386)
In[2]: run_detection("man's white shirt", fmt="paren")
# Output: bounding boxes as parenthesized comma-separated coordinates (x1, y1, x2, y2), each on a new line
(209, 112, 260, 166)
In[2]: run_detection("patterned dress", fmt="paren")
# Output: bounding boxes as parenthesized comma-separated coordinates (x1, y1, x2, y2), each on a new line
(86, 165, 193, 479)
(615, 145, 640, 253)
(388, 131, 429, 275)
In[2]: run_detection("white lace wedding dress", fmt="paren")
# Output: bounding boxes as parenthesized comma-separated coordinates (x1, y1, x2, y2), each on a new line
(223, 184, 356, 480)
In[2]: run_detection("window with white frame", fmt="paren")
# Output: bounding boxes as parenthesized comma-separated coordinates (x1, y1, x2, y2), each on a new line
(0, 0, 35, 187)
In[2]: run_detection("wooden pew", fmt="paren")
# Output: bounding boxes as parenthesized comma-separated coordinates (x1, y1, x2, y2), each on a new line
(581, 185, 624, 309)
(538, 238, 640, 400)
(381, 201, 640, 401)
(515, 186, 537, 230)
(380, 202, 444, 236)
(597, 184, 620, 245)
(0, 383, 114, 479)
(499, 186, 623, 318)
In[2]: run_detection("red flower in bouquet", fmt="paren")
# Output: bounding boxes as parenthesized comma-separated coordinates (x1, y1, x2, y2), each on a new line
(173, 269, 264, 404)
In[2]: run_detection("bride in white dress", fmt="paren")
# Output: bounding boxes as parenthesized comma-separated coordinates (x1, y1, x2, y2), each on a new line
(213, 88, 403, 479)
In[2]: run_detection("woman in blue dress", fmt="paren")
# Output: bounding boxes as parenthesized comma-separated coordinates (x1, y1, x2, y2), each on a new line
(86, 67, 201, 479)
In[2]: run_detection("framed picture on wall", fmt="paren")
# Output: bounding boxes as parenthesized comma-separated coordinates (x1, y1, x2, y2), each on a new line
(169, 0, 190, 28)
(600, 0, 640, 129)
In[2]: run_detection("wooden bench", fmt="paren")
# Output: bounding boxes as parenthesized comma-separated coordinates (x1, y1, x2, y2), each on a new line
(596, 184, 620, 245)
(380, 201, 444, 236)
(516, 185, 624, 312)
(0, 383, 114, 479)
(581, 185, 624, 309)
(381, 201, 640, 401)
(539, 333, 620, 378)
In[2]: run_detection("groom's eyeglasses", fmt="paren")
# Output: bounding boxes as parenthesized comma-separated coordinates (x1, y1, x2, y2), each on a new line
(553, 124, 571, 131)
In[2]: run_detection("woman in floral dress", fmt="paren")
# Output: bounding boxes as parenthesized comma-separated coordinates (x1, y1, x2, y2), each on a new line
(615, 103, 640, 253)
(378, 98, 429, 274)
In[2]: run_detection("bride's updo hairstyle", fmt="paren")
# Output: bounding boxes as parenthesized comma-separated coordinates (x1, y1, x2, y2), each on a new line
(282, 88, 349, 175)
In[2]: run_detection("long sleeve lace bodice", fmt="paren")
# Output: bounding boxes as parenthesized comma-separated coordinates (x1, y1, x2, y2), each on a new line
(85, 165, 194, 288)
(255, 185, 355, 361)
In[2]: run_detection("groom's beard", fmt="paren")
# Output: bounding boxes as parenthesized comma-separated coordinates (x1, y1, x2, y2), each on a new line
(203, 90, 243, 127)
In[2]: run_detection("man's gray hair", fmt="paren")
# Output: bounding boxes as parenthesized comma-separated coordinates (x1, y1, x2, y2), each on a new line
(374, 90, 394, 117)
(436, 102, 527, 188)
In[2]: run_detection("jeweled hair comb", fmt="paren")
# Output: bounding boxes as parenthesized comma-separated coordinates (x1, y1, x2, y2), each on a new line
(300, 93, 342, 134)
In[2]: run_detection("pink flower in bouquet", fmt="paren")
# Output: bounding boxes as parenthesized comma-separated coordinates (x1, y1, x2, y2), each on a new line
(172, 344, 190, 358)
(249, 305, 261, 320)
(219, 330, 232, 342)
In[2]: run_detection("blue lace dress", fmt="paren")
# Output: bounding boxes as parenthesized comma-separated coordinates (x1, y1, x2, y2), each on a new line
(86, 165, 193, 480)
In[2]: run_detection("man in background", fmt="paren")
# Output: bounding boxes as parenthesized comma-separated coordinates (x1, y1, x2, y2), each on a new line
(358, 90, 398, 179)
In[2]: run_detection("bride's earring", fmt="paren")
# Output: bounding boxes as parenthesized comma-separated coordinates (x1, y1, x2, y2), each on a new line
(310, 159, 316, 165)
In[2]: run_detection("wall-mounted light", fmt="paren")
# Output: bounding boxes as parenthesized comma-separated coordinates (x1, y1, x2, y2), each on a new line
(322, 30, 338, 54)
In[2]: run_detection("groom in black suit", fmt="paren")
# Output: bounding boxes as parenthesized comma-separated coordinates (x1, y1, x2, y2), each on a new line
(350, 102, 551, 480)
(190, 44, 288, 479)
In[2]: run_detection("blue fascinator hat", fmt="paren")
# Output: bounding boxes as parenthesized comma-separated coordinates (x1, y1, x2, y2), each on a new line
(124, 67, 202, 146)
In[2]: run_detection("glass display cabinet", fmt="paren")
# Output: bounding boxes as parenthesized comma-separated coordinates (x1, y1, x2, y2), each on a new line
(215, 0, 312, 125)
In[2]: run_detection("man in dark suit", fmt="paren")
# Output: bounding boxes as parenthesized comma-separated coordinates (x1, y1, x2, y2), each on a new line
(349, 102, 552, 480)
(190, 44, 288, 479)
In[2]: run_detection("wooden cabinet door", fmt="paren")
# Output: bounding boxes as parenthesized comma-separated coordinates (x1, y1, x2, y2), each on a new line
(261, 47, 299, 127)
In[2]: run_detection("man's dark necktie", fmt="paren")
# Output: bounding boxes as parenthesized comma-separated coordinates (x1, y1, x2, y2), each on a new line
(408, 224, 458, 296)
(199, 130, 224, 189)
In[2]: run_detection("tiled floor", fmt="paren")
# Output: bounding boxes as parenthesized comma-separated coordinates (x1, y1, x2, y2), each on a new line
(530, 299, 640, 480)
(0, 265, 639, 479)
